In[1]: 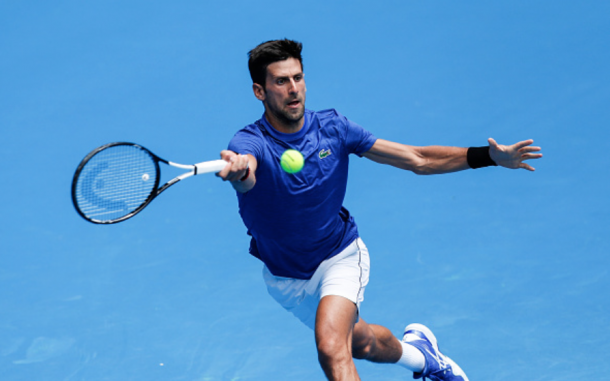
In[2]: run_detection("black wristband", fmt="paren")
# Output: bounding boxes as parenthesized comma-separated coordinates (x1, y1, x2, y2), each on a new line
(467, 146, 497, 169)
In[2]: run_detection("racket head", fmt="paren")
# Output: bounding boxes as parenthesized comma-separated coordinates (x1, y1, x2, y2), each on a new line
(71, 142, 161, 224)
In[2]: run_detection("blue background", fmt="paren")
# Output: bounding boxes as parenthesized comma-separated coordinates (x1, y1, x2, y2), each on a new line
(1, 1, 608, 380)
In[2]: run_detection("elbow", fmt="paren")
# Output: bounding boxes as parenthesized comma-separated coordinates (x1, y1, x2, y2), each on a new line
(409, 159, 435, 175)
(412, 167, 434, 175)
(401, 149, 435, 175)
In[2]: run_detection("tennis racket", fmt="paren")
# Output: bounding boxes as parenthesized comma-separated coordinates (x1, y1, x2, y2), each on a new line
(71, 142, 228, 224)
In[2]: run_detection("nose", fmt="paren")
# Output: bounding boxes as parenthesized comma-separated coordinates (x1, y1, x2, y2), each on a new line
(288, 79, 298, 93)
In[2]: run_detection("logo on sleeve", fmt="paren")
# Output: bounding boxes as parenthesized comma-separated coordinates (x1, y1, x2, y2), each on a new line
(319, 149, 332, 159)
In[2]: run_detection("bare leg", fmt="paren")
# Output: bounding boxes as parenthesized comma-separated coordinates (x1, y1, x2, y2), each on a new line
(315, 295, 407, 380)
(315, 295, 360, 381)
(352, 318, 403, 363)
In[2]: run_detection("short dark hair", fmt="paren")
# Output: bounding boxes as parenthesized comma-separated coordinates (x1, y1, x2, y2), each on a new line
(248, 39, 303, 87)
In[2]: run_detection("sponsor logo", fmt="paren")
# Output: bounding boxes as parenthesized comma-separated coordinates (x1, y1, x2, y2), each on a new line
(319, 149, 332, 159)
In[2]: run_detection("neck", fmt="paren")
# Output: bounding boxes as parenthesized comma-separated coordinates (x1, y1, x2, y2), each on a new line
(264, 110, 305, 134)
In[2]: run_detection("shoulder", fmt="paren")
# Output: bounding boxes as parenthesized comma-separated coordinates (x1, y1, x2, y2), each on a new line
(234, 120, 265, 137)
(230, 120, 266, 143)
(310, 109, 351, 136)
(228, 120, 266, 154)
(311, 110, 375, 156)
(311, 108, 344, 124)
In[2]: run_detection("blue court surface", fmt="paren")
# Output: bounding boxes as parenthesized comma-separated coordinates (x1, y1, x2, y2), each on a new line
(1, 1, 609, 380)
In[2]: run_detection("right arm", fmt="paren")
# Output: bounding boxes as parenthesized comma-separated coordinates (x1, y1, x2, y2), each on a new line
(216, 150, 257, 193)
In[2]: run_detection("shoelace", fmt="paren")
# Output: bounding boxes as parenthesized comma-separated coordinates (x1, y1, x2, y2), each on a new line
(406, 333, 449, 379)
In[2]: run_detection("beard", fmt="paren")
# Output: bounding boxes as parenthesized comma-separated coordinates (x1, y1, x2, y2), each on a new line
(277, 104, 305, 124)
(265, 97, 306, 128)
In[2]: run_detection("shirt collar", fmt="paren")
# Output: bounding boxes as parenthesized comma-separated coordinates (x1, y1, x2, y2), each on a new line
(261, 110, 311, 142)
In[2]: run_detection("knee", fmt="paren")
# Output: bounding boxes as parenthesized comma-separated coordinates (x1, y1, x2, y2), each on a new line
(317, 336, 352, 367)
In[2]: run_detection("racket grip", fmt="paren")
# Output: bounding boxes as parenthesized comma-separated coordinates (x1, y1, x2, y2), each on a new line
(195, 159, 228, 174)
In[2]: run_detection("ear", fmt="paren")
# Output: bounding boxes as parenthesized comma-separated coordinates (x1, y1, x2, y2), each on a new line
(253, 83, 266, 101)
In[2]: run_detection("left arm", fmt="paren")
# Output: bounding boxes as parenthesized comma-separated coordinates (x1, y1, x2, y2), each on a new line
(363, 139, 468, 175)
(363, 138, 542, 175)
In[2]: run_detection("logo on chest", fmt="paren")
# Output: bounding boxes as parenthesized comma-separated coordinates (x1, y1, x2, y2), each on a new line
(318, 149, 332, 159)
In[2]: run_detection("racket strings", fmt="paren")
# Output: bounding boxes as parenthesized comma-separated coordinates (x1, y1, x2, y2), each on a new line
(74, 145, 158, 221)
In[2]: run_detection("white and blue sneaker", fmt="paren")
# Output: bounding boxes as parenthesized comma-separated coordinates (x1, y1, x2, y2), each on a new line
(402, 323, 469, 381)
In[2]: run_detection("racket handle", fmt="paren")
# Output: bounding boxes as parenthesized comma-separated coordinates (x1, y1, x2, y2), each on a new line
(194, 159, 228, 174)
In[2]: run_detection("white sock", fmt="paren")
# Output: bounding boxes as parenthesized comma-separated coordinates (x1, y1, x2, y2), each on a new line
(396, 341, 425, 372)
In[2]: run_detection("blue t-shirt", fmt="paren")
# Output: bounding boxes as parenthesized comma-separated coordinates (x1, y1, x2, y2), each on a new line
(228, 109, 377, 279)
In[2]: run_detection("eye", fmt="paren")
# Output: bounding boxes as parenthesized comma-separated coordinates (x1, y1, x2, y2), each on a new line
(276, 78, 285, 85)
(294, 75, 303, 82)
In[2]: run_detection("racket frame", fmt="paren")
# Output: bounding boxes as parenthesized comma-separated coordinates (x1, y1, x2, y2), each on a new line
(71, 142, 227, 224)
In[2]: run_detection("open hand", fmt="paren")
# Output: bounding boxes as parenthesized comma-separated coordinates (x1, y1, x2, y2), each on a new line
(488, 138, 542, 171)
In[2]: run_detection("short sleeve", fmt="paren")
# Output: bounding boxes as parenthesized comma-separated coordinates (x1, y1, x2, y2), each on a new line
(228, 126, 264, 160)
(343, 117, 377, 157)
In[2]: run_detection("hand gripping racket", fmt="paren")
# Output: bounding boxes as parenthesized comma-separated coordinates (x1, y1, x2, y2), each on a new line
(71, 142, 227, 224)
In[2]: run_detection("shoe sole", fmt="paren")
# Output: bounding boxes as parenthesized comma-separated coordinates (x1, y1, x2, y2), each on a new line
(444, 356, 469, 381)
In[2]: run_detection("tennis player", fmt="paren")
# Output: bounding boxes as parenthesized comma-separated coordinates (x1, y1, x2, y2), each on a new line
(217, 39, 542, 381)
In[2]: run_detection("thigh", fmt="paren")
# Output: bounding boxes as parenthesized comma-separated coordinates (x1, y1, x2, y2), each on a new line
(315, 295, 359, 347)
(315, 295, 362, 380)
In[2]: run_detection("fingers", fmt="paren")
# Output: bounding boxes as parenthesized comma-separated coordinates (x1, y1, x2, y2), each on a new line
(521, 152, 543, 160)
(521, 162, 536, 171)
(519, 146, 542, 155)
(487, 137, 543, 171)
(512, 140, 543, 164)
(518, 140, 543, 163)
(216, 150, 235, 179)
(490, 138, 540, 152)
(220, 150, 236, 161)
(216, 151, 249, 182)
(513, 139, 534, 150)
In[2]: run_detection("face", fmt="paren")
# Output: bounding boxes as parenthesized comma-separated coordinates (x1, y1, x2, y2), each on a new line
(253, 57, 306, 132)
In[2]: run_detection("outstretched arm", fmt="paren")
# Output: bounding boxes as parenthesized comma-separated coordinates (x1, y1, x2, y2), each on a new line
(363, 139, 469, 174)
(363, 138, 542, 174)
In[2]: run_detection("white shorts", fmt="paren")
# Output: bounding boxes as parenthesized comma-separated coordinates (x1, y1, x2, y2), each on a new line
(262, 238, 370, 330)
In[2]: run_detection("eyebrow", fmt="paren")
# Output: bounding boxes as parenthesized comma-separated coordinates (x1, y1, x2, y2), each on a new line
(271, 72, 303, 79)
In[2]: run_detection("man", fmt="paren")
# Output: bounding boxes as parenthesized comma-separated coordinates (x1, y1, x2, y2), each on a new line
(217, 39, 542, 381)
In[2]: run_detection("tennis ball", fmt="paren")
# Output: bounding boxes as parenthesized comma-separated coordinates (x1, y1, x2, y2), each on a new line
(280, 149, 304, 174)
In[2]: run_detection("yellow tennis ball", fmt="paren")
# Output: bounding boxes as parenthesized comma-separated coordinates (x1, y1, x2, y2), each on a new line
(280, 149, 304, 174)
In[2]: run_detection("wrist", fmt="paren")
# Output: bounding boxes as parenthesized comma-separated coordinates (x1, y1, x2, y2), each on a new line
(238, 166, 250, 182)
(467, 146, 497, 169)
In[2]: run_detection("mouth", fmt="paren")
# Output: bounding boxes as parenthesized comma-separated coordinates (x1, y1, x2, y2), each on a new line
(286, 99, 301, 108)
